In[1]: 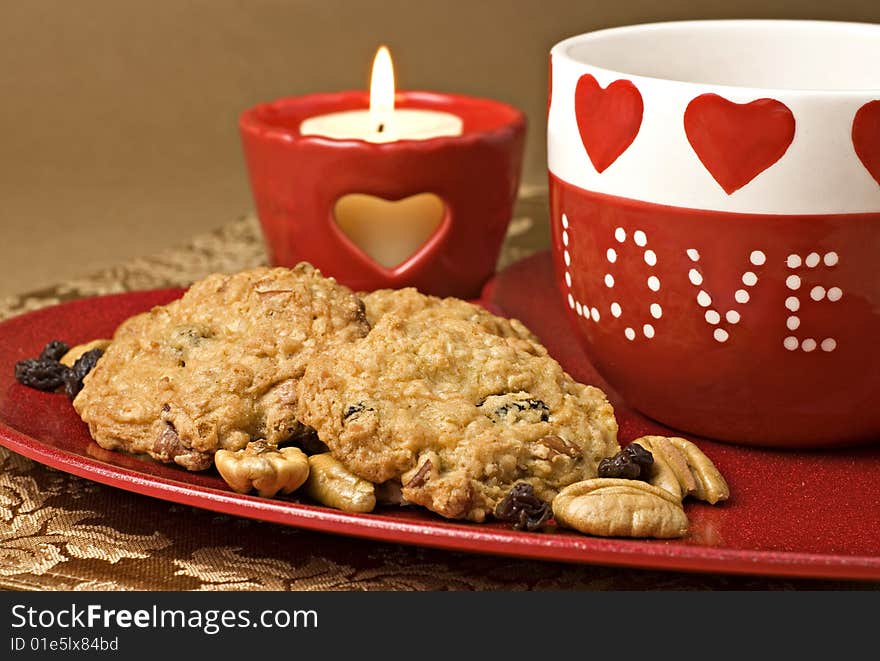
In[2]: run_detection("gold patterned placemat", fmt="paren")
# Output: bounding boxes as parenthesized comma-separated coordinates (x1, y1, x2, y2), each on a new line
(1, 194, 874, 590)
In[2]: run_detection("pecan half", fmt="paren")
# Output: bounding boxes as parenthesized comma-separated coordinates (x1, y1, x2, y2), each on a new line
(552, 478, 689, 538)
(632, 436, 729, 504)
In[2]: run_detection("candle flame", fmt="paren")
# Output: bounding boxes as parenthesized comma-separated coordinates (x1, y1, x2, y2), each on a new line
(369, 45, 395, 131)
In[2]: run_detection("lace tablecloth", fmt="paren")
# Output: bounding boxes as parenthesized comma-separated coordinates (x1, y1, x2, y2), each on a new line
(1, 193, 871, 590)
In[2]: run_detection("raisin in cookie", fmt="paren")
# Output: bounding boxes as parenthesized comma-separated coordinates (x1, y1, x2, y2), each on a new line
(74, 264, 370, 470)
(296, 309, 618, 521)
(363, 288, 542, 353)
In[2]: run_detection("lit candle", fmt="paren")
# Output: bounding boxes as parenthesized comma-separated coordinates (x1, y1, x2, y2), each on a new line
(300, 46, 463, 267)
(300, 47, 463, 144)
(239, 47, 526, 297)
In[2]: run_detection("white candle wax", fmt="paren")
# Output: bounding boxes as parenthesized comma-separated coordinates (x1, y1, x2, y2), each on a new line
(299, 108, 463, 143)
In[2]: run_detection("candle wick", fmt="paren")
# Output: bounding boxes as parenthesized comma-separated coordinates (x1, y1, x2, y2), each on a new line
(377, 123, 385, 133)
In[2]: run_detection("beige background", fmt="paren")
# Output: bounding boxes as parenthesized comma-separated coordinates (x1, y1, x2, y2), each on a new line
(1, 0, 878, 297)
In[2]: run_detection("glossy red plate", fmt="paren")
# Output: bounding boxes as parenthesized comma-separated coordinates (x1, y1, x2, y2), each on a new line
(1, 252, 878, 580)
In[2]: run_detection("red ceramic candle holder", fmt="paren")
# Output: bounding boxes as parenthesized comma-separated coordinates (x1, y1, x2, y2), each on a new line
(239, 91, 526, 298)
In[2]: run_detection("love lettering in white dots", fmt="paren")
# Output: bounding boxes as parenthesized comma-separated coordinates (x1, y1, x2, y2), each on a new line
(559, 213, 842, 352)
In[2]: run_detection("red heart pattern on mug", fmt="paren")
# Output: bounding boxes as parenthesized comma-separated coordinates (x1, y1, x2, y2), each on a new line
(852, 100, 880, 186)
(684, 94, 796, 195)
(575, 74, 643, 173)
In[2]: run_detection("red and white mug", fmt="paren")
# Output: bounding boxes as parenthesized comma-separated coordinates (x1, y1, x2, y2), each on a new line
(548, 20, 880, 448)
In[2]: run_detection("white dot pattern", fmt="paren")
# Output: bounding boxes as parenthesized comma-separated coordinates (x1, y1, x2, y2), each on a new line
(560, 214, 660, 341)
(783, 252, 841, 352)
(560, 216, 843, 356)
(685, 246, 767, 344)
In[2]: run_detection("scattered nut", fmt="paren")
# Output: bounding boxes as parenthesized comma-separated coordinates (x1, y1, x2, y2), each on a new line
(60, 339, 111, 367)
(552, 478, 689, 538)
(666, 436, 729, 504)
(215, 441, 309, 498)
(632, 436, 729, 504)
(305, 453, 376, 513)
(630, 437, 693, 499)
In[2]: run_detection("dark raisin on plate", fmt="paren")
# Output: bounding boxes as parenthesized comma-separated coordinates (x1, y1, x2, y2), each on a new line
(14, 358, 71, 392)
(62, 348, 104, 399)
(597, 443, 654, 480)
(38, 340, 69, 362)
(494, 482, 552, 531)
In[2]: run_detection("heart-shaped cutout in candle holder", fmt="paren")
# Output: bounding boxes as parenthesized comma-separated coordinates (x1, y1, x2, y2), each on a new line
(333, 193, 447, 269)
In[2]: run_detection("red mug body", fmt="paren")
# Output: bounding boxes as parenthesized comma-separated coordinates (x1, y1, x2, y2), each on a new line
(548, 20, 880, 448)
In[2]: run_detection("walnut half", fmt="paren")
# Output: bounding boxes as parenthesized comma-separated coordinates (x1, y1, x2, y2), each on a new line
(215, 441, 309, 498)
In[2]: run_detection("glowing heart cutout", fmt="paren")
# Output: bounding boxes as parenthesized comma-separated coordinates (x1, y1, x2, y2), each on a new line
(333, 193, 447, 269)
